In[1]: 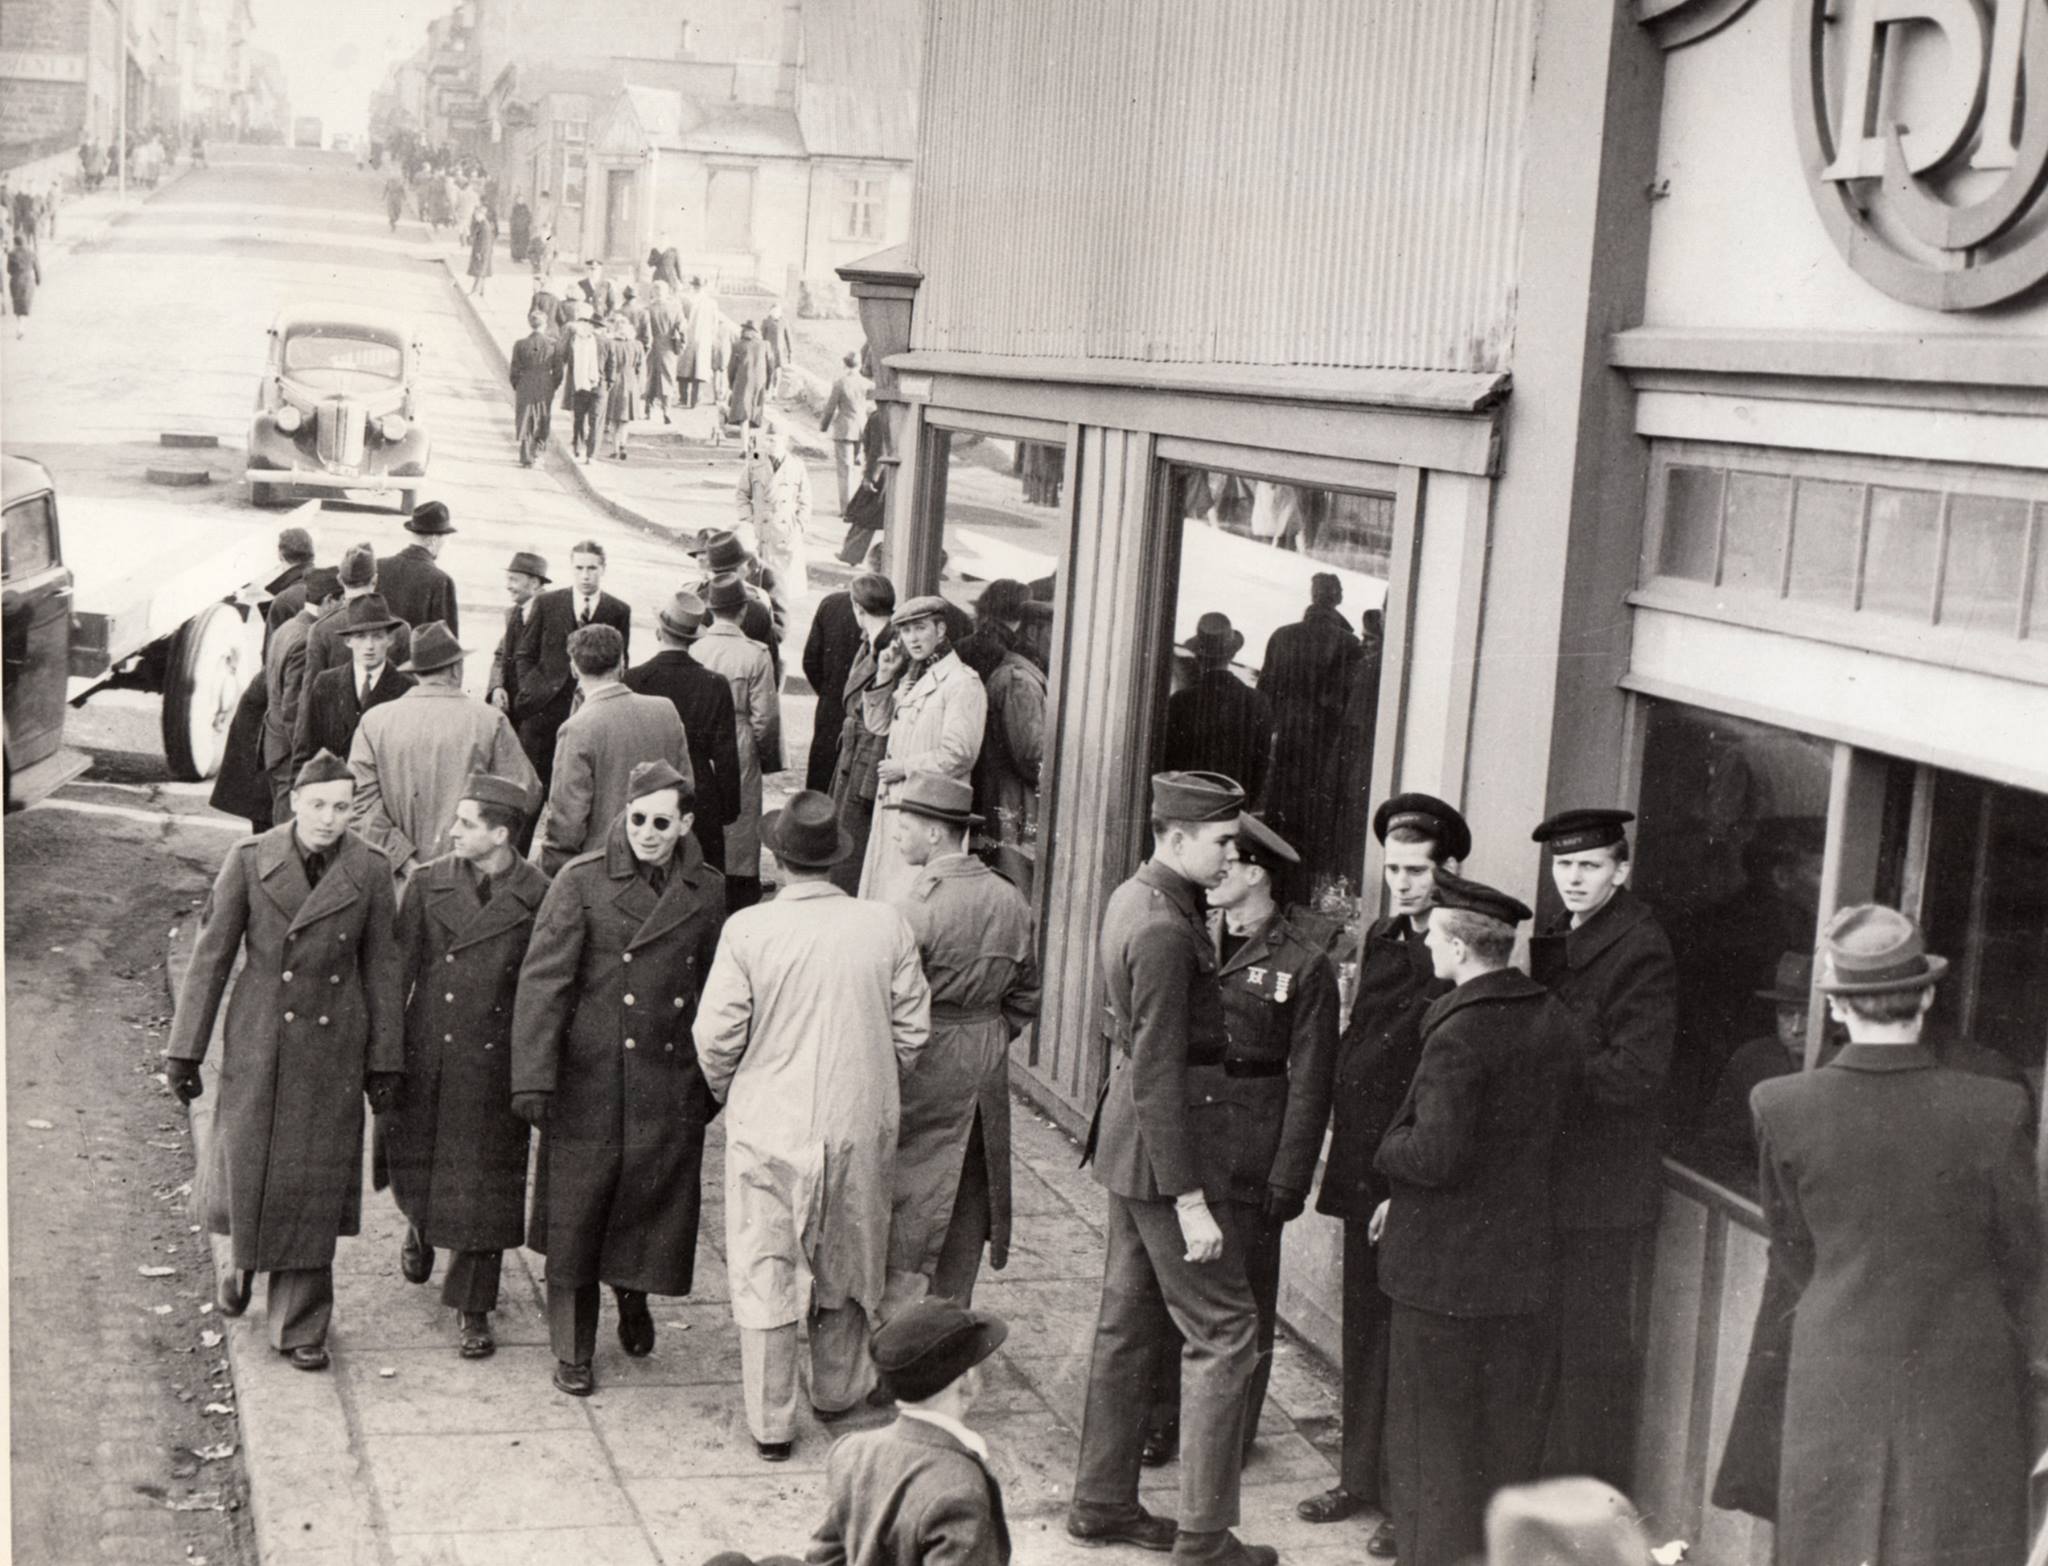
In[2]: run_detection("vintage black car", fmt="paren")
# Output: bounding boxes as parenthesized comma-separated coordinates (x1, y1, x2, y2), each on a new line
(246, 306, 431, 511)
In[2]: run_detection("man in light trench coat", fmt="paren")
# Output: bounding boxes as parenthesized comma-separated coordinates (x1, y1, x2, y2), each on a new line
(882, 772, 1039, 1316)
(165, 750, 405, 1370)
(693, 789, 932, 1461)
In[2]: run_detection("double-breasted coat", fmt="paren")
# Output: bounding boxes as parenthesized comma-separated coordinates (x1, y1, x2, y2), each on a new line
(386, 853, 549, 1251)
(1752, 1045, 2040, 1566)
(856, 651, 988, 904)
(887, 854, 1039, 1277)
(511, 825, 725, 1295)
(168, 826, 404, 1271)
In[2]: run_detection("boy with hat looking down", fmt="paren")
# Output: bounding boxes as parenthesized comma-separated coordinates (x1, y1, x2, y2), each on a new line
(809, 1298, 1012, 1566)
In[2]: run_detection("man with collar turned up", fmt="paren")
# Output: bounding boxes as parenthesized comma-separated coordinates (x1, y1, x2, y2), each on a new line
(1140, 813, 1337, 1474)
(1527, 808, 1676, 1493)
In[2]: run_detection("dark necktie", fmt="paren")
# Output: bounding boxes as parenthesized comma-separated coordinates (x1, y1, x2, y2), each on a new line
(644, 860, 669, 896)
(474, 865, 494, 905)
(578, 599, 592, 627)
(303, 848, 328, 888)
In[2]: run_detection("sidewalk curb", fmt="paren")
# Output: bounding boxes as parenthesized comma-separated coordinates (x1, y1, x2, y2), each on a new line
(61, 161, 197, 253)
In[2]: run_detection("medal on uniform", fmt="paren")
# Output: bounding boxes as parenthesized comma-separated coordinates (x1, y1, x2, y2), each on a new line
(1274, 971, 1293, 1002)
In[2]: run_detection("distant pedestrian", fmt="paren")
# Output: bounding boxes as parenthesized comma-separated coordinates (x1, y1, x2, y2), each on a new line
(577, 259, 616, 320)
(726, 320, 771, 429)
(689, 576, 776, 911)
(528, 223, 557, 283)
(836, 405, 889, 565)
(509, 310, 560, 465)
(601, 313, 643, 460)
(7, 233, 40, 338)
(683, 277, 720, 408)
(384, 174, 406, 231)
(693, 790, 932, 1461)
(733, 428, 810, 602)
(561, 308, 603, 461)
(512, 540, 631, 798)
(165, 750, 404, 1372)
(508, 196, 531, 263)
(466, 205, 495, 296)
(377, 501, 460, 635)
(759, 302, 789, 397)
(643, 280, 682, 423)
(623, 592, 744, 876)
(386, 773, 549, 1360)
(513, 759, 726, 1397)
(819, 353, 872, 512)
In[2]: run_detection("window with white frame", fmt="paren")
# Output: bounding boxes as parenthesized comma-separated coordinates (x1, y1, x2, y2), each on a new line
(837, 174, 882, 241)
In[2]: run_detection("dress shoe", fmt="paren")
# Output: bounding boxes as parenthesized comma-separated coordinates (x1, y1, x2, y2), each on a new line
(553, 1360, 595, 1397)
(400, 1226, 435, 1285)
(755, 1439, 793, 1463)
(1065, 1504, 1178, 1552)
(1367, 1519, 1397, 1558)
(1171, 1530, 1278, 1566)
(217, 1269, 254, 1318)
(614, 1288, 655, 1357)
(1139, 1426, 1178, 1467)
(1297, 1486, 1365, 1524)
(285, 1345, 330, 1372)
(457, 1312, 495, 1359)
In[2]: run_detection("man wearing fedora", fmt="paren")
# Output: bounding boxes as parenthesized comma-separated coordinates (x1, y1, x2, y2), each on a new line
(1376, 870, 1580, 1566)
(810, 1298, 1012, 1566)
(1070, 770, 1270, 1566)
(303, 542, 408, 690)
(540, 624, 690, 877)
(694, 790, 931, 1459)
(514, 540, 632, 796)
(624, 591, 743, 876)
(487, 550, 549, 720)
(883, 773, 1039, 1316)
(385, 773, 549, 1359)
(349, 621, 539, 882)
(692, 574, 777, 910)
(693, 527, 787, 659)
(1751, 904, 2039, 1566)
(512, 759, 726, 1397)
(1163, 614, 1272, 807)
(294, 594, 415, 779)
(378, 502, 461, 636)
(1696, 952, 1817, 1174)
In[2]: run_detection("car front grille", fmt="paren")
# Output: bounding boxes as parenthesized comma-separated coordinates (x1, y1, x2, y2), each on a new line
(315, 399, 366, 470)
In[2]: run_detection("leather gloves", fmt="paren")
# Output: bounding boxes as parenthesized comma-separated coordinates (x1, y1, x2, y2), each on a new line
(511, 1091, 551, 1129)
(364, 1072, 404, 1114)
(1263, 1185, 1307, 1225)
(166, 1058, 204, 1103)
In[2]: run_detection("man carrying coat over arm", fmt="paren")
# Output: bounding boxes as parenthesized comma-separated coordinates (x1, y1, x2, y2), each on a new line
(510, 759, 725, 1398)
(165, 750, 404, 1371)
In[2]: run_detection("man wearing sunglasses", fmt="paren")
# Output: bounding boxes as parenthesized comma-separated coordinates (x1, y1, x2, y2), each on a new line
(511, 759, 726, 1398)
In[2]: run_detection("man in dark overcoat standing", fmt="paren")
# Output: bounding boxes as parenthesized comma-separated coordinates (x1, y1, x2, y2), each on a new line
(623, 592, 743, 874)
(513, 540, 632, 796)
(509, 312, 560, 465)
(1375, 871, 1580, 1566)
(1299, 794, 1466, 1554)
(510, 759, 724, 1397)
(1527, 808, 1675, 1492)
(377, 502, 460, 636)
(385, 773, 550, 1359)
(1751, 904, 2041, 1566)
(165, 750, 404, 1370)
(487, 550, 548, 721)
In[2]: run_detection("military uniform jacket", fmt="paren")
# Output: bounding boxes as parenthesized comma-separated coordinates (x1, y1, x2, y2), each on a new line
(1317, 915, 1446, 1221)
(510, 825, 724, 1295)
(386, 853, 549, 1251)
(376, 544, 459, 637)
(1085, 859, 1234, 1202)
(1375, 967, 1580, 1317)
(167, 826, 404, 1271)
(1527, 887, 1676, 1230)
(808, 1416, 1011, 1566)
(1199, 906, 1338, 1204)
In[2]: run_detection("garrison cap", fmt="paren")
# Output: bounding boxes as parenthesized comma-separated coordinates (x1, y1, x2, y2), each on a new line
(625, 759, 691, 804)
(1151, 770, 1244, 824)
(407, 500, 456, 535)
(293, 749, 353, 789)
(507, 549, 550, 582)
(892, 593, 950, 628)
(1429, 869, 1531, 928)
(870, 1298, 1009, 1403)
(1532, 808, 1634, 856)
(461, 772, 530, 816)
(1816, 903, 1948, 994)
(1374, 792, 1472, 863)
(1233, 812, 1298, 873)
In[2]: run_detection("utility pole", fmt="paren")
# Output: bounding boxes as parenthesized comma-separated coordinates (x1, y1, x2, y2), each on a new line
(117, 0, 130, 197)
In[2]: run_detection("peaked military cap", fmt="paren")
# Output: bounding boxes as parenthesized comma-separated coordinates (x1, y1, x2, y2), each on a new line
(1532, 808, 1634, 855)
(1429, 869, 1532, 927)
(293, 749, 353, 789)
(1151, 770, 1244, 824)
(1374, 792, 1472, 863)
(407, 500, 456, 535)
(461, 772, 530, 815)
(625, 759, 691, 804)
(1233, 812, 1298, 872)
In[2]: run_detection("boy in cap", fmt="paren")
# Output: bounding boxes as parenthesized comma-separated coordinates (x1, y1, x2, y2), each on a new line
(1750, 904, 2038, 1566)
(378, 502, 460, 635)
(1069, 770, 1273, 1566)
(1526, 808, 1676, 1491)
(1375, 870, 1581, 1566)
(809, 1298, 1012, 1566)
(386, 774, 549, 1358)
(165, 750, 404, 1370)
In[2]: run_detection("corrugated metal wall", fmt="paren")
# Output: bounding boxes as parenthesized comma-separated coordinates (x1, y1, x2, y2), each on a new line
(910, 0, 1539, 374)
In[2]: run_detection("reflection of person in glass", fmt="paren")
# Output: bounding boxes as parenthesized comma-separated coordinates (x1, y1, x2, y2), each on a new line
(1163, 613, 1272, 807)
(1331, 609, 1385, 879)
(955, 581, 1047, 897)
(1693, 953, 1813, 1175)
(1260, 574, 1361, 885)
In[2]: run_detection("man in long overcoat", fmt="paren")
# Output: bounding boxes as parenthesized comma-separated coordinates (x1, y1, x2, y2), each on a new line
(539, 624, 690, 876)
(883, 775, 1039, 1314)
(800, 576, 867, 793)
(377, 503, 460, 635)
(511, 760, 724, 1397)
(1749, 904, 2040, 1566)
(690, 576, 776, 909)
(693, 791, 931, 1459)
(165, 751, 404, 1369)
(1162, 615, 1272, 808)
(509, 312, 560, 464)
(513, 540, 631, 794)
(386, 774, 548, 1358)
(622, 592, 743, 874)
(725, 321, 771, 429)
(828, 581, 898, 893)
(733, 429, 811, 605)
(682, 279, 721, 408)
(1258, 575, 1360, 870)
(294, 595, 414, 776)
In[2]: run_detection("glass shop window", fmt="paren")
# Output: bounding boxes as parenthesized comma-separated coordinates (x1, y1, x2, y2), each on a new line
(1149, 464, 1395, 945)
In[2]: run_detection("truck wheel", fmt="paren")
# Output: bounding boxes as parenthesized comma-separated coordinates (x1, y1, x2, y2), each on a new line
(162, 603, 250, 782)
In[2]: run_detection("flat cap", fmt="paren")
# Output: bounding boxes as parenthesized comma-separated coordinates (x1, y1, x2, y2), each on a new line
(507, 549, 550, 582)
(894, 772, 981, 826)
(1429, 869, 1531, 927)
(626, 759, 691, 804)
(1532, 808, 1634, 856)
(293, 749, 353, 789)
(658, 591, 707, 641)
(705, 573, 750, 613)
(870, 1298, 1009, 1403)
(1374, 792, 1471, 863)
(1816, 903, 1948, 994)
(1233, 812, 1298, 872)
(1151, 770, 1244, 824)
(407, 500, 455, 535)
(892, 593, 950, 628)
(461, 772, 530, 815)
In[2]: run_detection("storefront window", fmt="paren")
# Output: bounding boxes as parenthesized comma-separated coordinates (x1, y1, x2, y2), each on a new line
(1148, 464, 1394, 941)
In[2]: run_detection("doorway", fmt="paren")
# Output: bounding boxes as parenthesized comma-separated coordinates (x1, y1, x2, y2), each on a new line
(604, 168, 637, 261)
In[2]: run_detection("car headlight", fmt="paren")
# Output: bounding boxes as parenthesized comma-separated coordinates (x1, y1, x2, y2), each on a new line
(379, 414, 409, 442)
(274, 405, 303, 433)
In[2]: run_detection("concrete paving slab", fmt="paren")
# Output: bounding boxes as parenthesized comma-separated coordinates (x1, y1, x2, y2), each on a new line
(364, 1427, 638, 1532)
(971, 1277, 1107, 1354)
(341, 1346, 591, 1436)
(388, 1526, 663, 1566)
(568, 1301, 743, 1386)
(592, 1382, 842, 1480)
(625, 1472, 830, 1564)
(992, 1220, 1110, 1282)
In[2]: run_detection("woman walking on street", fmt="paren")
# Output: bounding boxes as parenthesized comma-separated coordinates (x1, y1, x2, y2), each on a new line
(601, 315, 643, 460)
(467, 205, 496, 297)
(8, 230, 40, 338)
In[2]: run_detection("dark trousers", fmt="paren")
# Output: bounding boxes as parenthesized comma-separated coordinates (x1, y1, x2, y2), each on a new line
(570, 390, 599, 454)
(265, 1266, 334, 1351)
(517, 696, 571, 804)
(931, 1116, 993, 1307)
(546, 1278, 601, 1366)
(1073, 1193, 1257, 1535)
(1144, 1206, 1284, 1452)
(440, 1249, 503, 1314)
(726, 875, 762, 916)
(1542, 1226, 1649, 1491)
(1387, 1303, 1553, 1566)
(1337, 1218, 1393, 1502)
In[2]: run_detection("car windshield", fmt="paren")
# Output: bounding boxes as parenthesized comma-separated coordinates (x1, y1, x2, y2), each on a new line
(282, 329, 404, 392)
